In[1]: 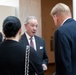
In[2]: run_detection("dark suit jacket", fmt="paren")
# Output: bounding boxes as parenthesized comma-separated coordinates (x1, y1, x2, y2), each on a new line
(19, 33, 48, 75)
(0, 40, 25, 75)
(54, 18, 76, 75)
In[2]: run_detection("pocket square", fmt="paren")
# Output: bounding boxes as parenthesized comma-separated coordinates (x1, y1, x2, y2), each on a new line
(40, 46, 43, 49)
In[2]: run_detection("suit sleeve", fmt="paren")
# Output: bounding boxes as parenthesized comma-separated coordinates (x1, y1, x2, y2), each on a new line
(42, 40, 48, 66)
(54, 30, 72, 75)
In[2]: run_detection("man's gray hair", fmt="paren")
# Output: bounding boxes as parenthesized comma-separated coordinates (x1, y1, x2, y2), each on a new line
(25, 16, 37, 25)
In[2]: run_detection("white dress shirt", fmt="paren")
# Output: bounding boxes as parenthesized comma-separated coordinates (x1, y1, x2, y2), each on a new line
(25, 33, 37, 51)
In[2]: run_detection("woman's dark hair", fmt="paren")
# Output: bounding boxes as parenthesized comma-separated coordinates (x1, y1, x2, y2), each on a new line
(3, 16, 21, 38)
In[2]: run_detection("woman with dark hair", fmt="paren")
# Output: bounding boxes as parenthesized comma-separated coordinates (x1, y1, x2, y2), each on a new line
(0, 16, 25, 75)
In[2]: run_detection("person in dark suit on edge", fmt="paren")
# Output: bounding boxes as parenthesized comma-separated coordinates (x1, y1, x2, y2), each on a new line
(0, 32, 6, 42)
(0, 32, 3, 42)
(19, 16, 48, 75)
(50, 3, 76, 75)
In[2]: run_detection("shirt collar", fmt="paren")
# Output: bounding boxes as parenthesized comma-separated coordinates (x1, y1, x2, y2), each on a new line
(61, 17, 71, 26)
(25, 32, 34, 40)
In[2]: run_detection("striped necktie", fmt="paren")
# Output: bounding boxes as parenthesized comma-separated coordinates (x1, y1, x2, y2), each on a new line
(30, 38, 34, 48)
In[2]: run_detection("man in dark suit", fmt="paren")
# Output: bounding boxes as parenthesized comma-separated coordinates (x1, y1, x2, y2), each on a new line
(19, 16, 48, 75)
(50, 3, 76, 75)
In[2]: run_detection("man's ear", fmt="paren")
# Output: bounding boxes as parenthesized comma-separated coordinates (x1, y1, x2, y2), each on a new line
(24, 23, 27, 28)
(54, 15, 58, 20)
(24, 23, 27, 32)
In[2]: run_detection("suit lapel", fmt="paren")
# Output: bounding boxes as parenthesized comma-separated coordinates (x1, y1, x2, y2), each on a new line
(22, 33, 29, 45)
(23, 33, 37, 50)
(34, 36, 40, 52)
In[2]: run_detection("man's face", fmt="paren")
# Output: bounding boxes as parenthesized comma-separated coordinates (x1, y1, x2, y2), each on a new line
(25, 19, 38, 37)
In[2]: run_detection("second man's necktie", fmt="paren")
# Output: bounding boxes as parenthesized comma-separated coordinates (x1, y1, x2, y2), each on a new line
(30, 38, 34, 48)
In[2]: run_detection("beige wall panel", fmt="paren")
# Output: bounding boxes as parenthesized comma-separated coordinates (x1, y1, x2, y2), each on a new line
(0, 5, 15, 32)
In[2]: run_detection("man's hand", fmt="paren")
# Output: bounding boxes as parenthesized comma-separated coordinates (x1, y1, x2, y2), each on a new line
(42, 64, 47, 71)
